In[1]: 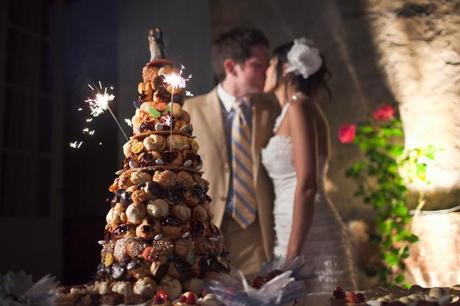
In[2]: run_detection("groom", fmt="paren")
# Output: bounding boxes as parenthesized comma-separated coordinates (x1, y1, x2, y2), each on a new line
(183, 27, 279, 276)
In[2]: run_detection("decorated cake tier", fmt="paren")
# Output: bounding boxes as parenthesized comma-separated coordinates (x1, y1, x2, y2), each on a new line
(119, 134, 201, 171)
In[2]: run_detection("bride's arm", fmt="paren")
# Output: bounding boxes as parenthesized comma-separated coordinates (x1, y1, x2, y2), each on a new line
(286, 100, 317, 263)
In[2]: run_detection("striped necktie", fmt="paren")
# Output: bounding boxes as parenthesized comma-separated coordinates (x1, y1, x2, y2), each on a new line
(231, 102, 257, 229)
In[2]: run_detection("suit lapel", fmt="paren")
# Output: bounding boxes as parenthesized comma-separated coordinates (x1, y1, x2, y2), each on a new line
(202, 89, 228, 166)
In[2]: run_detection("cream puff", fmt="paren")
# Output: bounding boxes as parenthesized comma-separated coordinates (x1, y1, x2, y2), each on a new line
(159, 275, 182, 301)
(111, 281, 133, 297)
(118, 171, 134, 189)
(131, 189, 150, 204)
(126, 203, 147, 225)
(171, 205, 191, 222)
(146, 199, 170, 218)
(153, 170, 177, 188)
(130, 170, 152, 185)
(143, 134, 166, 152)
(192, 205, 208, 222)
(133, 277, 157, 298)
(176, 171, 195, 189)
(166, 135, 190, 151)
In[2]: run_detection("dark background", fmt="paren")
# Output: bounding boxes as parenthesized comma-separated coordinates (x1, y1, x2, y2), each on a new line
(0, 0, 401, 285)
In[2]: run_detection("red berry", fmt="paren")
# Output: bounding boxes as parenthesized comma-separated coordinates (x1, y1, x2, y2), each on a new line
(179, 295, 187, 303)
(332, 287, 346, 300)
(356, 293, 365, 303)
(156, 288, 169, 301)
(186, 293, 197, 304)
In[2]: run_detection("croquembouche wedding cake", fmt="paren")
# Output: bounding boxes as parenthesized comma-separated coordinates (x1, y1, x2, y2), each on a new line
(56, 28, 228, 306)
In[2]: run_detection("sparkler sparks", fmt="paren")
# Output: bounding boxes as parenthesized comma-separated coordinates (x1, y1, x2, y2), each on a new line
(163, 65, 191, 90)
(69, 141, 83, 149)
(71, 82, 129, 150)
(84, 82, 129, 141)
(85, 85, 115, 117)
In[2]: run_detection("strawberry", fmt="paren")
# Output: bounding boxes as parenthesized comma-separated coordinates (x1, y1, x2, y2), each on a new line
(142, 246, 153, 261)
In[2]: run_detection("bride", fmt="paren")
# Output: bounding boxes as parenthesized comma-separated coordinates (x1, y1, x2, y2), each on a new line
(261, 38, 356, 292)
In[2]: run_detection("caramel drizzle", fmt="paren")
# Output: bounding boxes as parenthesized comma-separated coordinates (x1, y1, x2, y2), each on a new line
(131, 130, 195, 140)
(115, 165, 202, 176)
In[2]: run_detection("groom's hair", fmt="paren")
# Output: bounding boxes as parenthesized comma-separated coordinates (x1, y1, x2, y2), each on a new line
(211, 27, 269, 82)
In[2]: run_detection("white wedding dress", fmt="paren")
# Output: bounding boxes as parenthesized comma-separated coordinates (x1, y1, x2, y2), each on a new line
(261, 102, 356, 293)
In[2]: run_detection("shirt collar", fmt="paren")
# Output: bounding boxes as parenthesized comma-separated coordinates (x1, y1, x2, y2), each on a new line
(216, 84, 237, 112)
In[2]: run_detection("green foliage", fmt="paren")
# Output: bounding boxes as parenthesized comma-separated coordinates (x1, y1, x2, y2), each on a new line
(342, 106, 435, 285)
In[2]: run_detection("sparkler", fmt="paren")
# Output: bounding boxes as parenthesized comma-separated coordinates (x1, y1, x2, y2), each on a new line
(163, 66, 191, 150)
(85, 83, 129, 141)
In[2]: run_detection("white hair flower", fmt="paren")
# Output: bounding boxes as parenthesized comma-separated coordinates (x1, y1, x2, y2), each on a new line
(285, 37, 322, 79)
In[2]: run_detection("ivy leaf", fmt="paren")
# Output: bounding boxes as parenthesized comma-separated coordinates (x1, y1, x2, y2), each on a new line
(389, 145, 404, 158)
(384, 251, 399, 267)
(407, 234, 419, 243)
(416, 164, 427, 180)
(379, 220, 393, 236)
(394, 274, 405, 284)
(392, 202, 408, 217)
(359, 124, 374, 133)
(382, 127, 403, 137)
(346, 163, 363, 177)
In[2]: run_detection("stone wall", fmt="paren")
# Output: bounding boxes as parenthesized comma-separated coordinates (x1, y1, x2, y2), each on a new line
(366, 0, 460, 208)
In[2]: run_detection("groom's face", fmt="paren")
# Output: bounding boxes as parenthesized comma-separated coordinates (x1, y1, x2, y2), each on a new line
(234, 45, 269, 95)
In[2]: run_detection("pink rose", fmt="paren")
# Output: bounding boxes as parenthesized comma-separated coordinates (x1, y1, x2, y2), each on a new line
(373, 104, 395, 121)
(338, 124, 356, 144)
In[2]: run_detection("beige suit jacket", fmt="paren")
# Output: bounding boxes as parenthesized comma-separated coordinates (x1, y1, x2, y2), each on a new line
(183, 87, 279, 263)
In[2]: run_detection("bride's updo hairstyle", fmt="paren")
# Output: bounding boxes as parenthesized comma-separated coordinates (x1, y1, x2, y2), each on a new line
(273, 38, 331, 100)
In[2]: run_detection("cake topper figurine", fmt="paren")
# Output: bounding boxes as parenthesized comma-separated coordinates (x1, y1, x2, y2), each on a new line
(148, 27, 164, 61)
